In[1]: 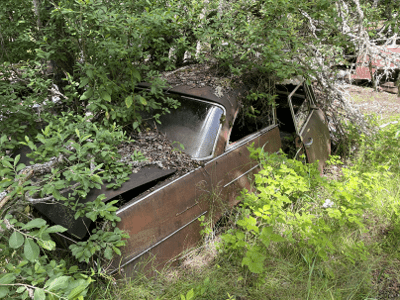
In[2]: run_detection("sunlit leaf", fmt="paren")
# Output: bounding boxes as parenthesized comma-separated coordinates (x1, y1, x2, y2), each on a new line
(24, 238, 40, 262)
(9, 231, 24, 249)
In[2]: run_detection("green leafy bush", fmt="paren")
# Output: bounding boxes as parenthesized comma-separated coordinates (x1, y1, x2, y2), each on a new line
(221, 149, 373, 275)
(0, 216, 93, 299)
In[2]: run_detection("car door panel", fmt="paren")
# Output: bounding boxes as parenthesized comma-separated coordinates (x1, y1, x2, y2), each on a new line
(300, 108, 331, 171)
(288, 83, 331, 170)
(114, 126, 281, 276)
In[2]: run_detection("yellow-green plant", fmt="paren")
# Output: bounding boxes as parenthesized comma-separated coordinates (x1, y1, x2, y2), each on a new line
(221, 149, 374, 275)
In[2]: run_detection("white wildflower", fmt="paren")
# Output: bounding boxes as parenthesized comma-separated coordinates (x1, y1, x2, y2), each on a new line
(322, 199, 334, 208)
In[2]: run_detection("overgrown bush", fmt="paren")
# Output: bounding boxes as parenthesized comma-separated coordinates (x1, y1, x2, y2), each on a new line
(220, 150, 374, 276)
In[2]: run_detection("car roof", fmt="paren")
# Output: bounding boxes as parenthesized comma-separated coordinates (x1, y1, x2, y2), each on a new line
(136, 82, 242, 126)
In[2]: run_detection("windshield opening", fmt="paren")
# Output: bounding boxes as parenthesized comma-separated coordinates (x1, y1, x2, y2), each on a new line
(156, 96, 224, 160)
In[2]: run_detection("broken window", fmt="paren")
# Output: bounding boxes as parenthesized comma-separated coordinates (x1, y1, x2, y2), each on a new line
(228, 97, 275, 144)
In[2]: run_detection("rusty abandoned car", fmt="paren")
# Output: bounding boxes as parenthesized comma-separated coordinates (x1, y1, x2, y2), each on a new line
(24, 75, 331, 277)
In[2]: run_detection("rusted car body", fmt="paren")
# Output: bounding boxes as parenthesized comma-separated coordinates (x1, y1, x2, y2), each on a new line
(25, 79, 330, 277)
(110, 81, 330, 276)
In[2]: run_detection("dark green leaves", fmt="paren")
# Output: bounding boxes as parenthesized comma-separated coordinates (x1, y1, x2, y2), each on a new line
(0, 273, 16, 284)
(101, 91, 111, 102)
(46, 276, 71, 292)
(80, 88, 93, 101)
(0, 287, 9, 298)
(46, 225, 68, 234)
(22, 218, 46, 230)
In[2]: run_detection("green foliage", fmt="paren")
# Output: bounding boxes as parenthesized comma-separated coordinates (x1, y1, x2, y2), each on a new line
(179, 288, 194, 300)
(195, 0, 344, 80)
(70, 228, 128, 263)
(0, 215, 93, 300)
(221, 149, 373, 275)
(0, 112, 134, 297)
(354, 120, 400, 173)
(0, 0, 196, 297)
(198, 215, 213, 237)
(1, 0, 399, 298)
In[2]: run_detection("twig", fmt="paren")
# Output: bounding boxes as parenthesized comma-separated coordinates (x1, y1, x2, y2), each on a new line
(0, 169, 34, 211)
(25, 182, 81, 204)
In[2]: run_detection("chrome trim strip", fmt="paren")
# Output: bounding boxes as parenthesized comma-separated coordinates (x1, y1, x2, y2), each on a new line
(223, 164, 260, 188)
(110, 211, 207, 274)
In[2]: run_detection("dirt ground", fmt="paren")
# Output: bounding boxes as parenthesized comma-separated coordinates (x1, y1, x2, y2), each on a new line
(344, 83, 400, 119)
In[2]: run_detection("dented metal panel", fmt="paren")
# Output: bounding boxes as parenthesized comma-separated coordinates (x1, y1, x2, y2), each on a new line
(287, 83, 331, 171)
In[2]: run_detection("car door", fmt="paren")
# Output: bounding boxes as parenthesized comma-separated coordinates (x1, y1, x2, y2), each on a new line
(288, 83, 331, 171)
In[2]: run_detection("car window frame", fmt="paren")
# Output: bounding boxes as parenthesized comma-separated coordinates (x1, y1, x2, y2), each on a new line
(225, 105, 278, 152)
(177, 95, 227, 161)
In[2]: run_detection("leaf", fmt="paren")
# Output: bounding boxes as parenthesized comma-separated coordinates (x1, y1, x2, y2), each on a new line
(131, 68, 141, 81)
(16, 286, 26, 293)
(104, 246, 113, 260)
(86, 69, 93, 79)
(241, 247, 266, 274)
(22, 218, 46, 230)
(79, 77, 89, 88)
(14, 154, 20, 167)
(24, 238, 40, 262)
(16, 163, 27, 172)
(37, 239, 56, 251)
(47, 276, 71, 292)
(186, 289, 194, 300)
(125, 95, 133, 108)
(81, 134, 92, 142)
(139, 96, 147, 106)
(2, 159, 12, 169)
(112, 246, 121, 256)
(0, 287, 9, 298)
(9, 231, 24, 249)
(80, 88, 93, 100)
(34, 288, 46, 300)
(0, 273, 16, 284)
(46, 225, 68, 234)
(101, 91, 111, 102)
(75, 128, 80, 139)
(68, 283, 87, 299)
(85, 212, 97, 222)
